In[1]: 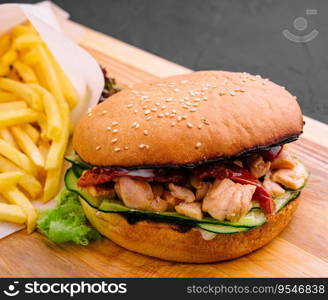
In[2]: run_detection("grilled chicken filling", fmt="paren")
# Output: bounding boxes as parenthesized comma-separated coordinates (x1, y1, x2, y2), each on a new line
(78, 146, 305, 222)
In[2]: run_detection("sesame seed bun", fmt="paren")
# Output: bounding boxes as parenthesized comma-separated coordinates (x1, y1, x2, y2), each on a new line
(80, 195, 300, 263)
(73, 71, 303, 168)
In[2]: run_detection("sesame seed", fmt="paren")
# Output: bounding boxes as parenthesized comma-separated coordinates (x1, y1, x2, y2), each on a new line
(112, 138, 118, 144)
(165, 97, 173, 102)
(112, 121, 119, 126)
(189, 108, 197, 112)
(219, 92, 226, 96)
(198, 124, 203, 129)
(143, 130, 149, 136)
(157, 113, 164, 118)
(96, 146, 102, 151)
(171, 109, 177, 113)
(139, 144, 146, 149)
(165, 112, 170, 117)
(134, 109, 139, 113)
(230, 91, 236, 96)
(106, 126, 112, 131)
(101, 110, 107, 115)
(177, 116, 182, 121)
(195, 142, 202, 149)
(182, 105, 189, 109)
(171, 122, 176, 127)
(182, 115, 188, 120)
(151, 107, 158, 112)
(124, 146, 129, 150)
(127, 104, 133, 108)
(114, 147, 121, 152)
(143, 105, 148, 109)
(255, 75, 261, 78)
(184, 96, 190, 100)
(132, 121, 140, 128)
(187, 122, 193, 128)
(185, 101, 192, 106)
(173, 88, 180, 92)
(161, 105, 167, 109)
(194, 97, 201, 102)
(155, 102, 160, 106)
(87, 112, 92, 117)
(203, 96, 208, 100)
(146, 116, 152, 120)
(112, 129, 119, 133)
(144, 109, 151, 115)
(141, 95, 149, 100)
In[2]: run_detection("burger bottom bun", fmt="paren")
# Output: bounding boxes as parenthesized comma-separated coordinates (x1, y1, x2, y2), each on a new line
(81, 196, 300, 263)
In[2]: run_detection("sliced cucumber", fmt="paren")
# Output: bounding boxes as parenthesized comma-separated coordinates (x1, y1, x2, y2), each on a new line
(65, 168, 102, 208)
(274, 190, 300, 213)
(99, 200, 266, 227)
(198, 223, 250, 234)
(65, 155, 91, 169)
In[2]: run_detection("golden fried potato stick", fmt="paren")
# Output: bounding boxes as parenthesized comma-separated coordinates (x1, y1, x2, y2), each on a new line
(45, 101, 70, 170)
(0, 128, 18, 148)
(46, 47, 77, 108)
(0, 48, 17, 76)
(0, 155, 42, 199)
(10, 126, 44, 168)
(0, 171, 23, 189)
(0, 91, 19, 102)
(13, 61, 38, 83)
(0, 203, 26, 224)
(0, 108, 39, 128)
(1, 186, 38, 233)
(28, 84, 62, 141)
(0, 138, 36, 175)
(43, 166, 62, 203)
(11, 24, 33, 38)
(0, 101, 27, 111)
(21, 124, 40, 144)
(20, 49, 39, 66)
(0, 78, 42, 110)
(13, 34, 40, 49)
(0, 33, 11, 57)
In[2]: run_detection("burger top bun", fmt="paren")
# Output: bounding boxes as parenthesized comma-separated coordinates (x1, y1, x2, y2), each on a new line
(73, 71, 303, 167)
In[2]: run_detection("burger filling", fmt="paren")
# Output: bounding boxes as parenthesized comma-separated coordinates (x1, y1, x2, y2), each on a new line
(76, 145, 307, 222)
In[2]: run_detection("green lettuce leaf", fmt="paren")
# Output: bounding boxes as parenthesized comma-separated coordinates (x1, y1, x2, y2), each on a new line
(37, 188, 101, 245)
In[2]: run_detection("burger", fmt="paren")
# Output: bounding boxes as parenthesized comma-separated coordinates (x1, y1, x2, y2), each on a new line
(66, 71, 308, 263)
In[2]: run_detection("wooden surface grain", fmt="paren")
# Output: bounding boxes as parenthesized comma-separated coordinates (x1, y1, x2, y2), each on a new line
(0, 22, 327, 278)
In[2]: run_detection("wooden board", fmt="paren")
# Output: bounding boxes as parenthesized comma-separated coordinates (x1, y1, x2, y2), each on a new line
(0, 22, 327, 278)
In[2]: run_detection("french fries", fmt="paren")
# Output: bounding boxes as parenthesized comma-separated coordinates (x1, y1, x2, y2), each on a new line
(0, 171, 23, 189)
(0, 203, 26, 224)
(10, 126, 44, 168)
(0, 156, 42, 199)
(0, 139, 36, 175)
(1, 186, 38, 233)
(0, 22, 79, 233)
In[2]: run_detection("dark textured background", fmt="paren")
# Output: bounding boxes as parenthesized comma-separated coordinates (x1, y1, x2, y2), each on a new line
(3, 0, 328, 123)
